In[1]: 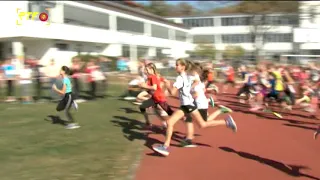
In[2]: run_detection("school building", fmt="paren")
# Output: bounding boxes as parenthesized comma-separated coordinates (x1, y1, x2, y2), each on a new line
(0, 1, 193, 68)
(166, 1, 320, 60)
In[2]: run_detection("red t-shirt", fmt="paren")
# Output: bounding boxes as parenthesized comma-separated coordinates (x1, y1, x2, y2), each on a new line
(147, 75, 166, 103)
(226, 67, 235, 81)
(85, 66, 97, 82)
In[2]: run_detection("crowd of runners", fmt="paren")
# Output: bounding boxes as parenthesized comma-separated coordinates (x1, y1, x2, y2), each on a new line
(126, 59, 320, 156)
(1, 56, 320, 156)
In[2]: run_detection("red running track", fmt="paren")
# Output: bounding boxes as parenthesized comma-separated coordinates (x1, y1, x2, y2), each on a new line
(135, 87, 320, 180)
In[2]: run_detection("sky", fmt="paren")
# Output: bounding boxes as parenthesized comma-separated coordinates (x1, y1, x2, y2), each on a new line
(135, 1, 238, 11)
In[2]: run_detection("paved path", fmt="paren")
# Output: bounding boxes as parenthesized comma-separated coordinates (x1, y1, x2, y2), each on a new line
(135, 88, 320, 180)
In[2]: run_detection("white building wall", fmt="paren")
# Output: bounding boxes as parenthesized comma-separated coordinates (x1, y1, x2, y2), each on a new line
(294, 1, 320, 51)
(0, 1, 193, 64)
(49, 2, 64, 23)
(168, 16, 295, 54)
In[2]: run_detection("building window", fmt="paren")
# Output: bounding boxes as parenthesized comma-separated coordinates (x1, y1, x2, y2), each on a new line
(122, 45, 130, 57)
(175, 30, 187, 42)
(221, 17, 251, 26)
(28, 2, 51, 22)
(264, 33, 293, 43)
(137, 46, 148, 58)
(151, 24, 169, 39)
(221, 34, 253, 43)
(56, 43, 69, 51)
(182, 18, 214, 27)
(265, 15, 298, 25)
(63, 5, 109, 29)
(193, 35, 215, 44)
(117, 17, 144, 34)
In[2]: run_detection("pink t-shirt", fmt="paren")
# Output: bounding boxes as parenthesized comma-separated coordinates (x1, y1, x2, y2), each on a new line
(71, 64, 81, 79)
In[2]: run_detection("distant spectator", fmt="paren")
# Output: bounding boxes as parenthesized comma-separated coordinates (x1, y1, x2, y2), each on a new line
(3, 59, 17, 102)
(71, 57, 82, 99)
(85, 59, 98, 99)
(117, 57, 128, 71)
(46, 59, 58, 101)
(19, 63, 33, 104)
(32, 59, 44, 101)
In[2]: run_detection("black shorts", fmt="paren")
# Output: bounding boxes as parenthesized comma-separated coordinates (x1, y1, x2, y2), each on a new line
(139, 99, 173, 116)
(180, 105, 197, 114)
(56, 93, 74, 112)
(7, 80, 14, 96)
(206, 81, 215, 88)
(185, 108, 207, 123)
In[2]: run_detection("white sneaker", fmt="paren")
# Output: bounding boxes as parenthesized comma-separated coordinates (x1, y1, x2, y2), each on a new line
(72, 101, 79, 111)
(123, 96, 136, 101)
(74, 99, 86, 103)
(65, 123, 80, 129)
(132, 102, 142, 105)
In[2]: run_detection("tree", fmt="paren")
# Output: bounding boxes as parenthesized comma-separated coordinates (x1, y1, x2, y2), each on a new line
(143, 1, 171, 17)
(222, 45, 245, 60)
(189, 44, 216, 59)
(177, 2, 194, 16)
(213, 1, 298, 62)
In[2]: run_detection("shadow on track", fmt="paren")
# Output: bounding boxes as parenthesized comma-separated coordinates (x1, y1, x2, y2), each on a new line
(219, 146, 320, 180)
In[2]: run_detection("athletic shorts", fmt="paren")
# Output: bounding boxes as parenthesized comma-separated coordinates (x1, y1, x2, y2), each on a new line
(56, 93, 74, 112)
(180, 105, 197, 114)
(260, 87, 268, 97)
(185, 108, 207, 123)
(139, 98, 173, 116)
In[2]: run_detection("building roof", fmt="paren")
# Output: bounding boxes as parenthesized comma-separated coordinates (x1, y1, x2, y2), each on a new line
(83, 1, 190, 30)
(166, 13, 297, 19)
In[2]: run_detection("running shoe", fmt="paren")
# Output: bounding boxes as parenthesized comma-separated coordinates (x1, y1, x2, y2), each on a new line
(132, 102, 142, 105)
(225, 115, 237, 132)
(249, 89, 259, 94)
(180, 139, 197, 148)
(282, 105, 292, 111)
(209, 96, 215, 107)
(273, 112, 283, 118)
(314, 129, 320, 140)
(212, 85, 219, 94)
(72, 101, 79, 111)
(219, 105, 233, 113)
(304, 107, 316, 113)
(162, 121, 168, 129)
(250, 106, 263, 111)
(65, 123, 80, 129)
(123, 96, 136, 101)
(300, 103, 310, 107)
(239, 99, 246, 104)
(152, 145, 169, 156)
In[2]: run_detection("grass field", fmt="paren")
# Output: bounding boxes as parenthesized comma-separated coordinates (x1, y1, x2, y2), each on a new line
(0, 83, 146, 180)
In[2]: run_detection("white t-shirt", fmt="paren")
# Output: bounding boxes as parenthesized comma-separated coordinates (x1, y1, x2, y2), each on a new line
(191, 82, 208, 109)
(173, 73, 194, 106)
(190, 74, 200, 82)
(20, 69, 32, 84)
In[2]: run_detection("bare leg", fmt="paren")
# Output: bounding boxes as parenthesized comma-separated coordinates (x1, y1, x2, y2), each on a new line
(164, 110, 185, 147)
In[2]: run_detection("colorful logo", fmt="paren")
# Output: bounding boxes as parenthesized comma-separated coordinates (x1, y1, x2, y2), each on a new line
(16, 8, 50, 26)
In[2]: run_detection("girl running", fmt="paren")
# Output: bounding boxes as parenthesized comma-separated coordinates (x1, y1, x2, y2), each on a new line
(222, 64, 236, 94)
(236, 67, 256, 104)
(138, 63, 173, 129)
(52, 66, 79, 129)
(152, 58, 237, 156)
(250, 64, 271, 111)
(180, 63, 233, 147)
